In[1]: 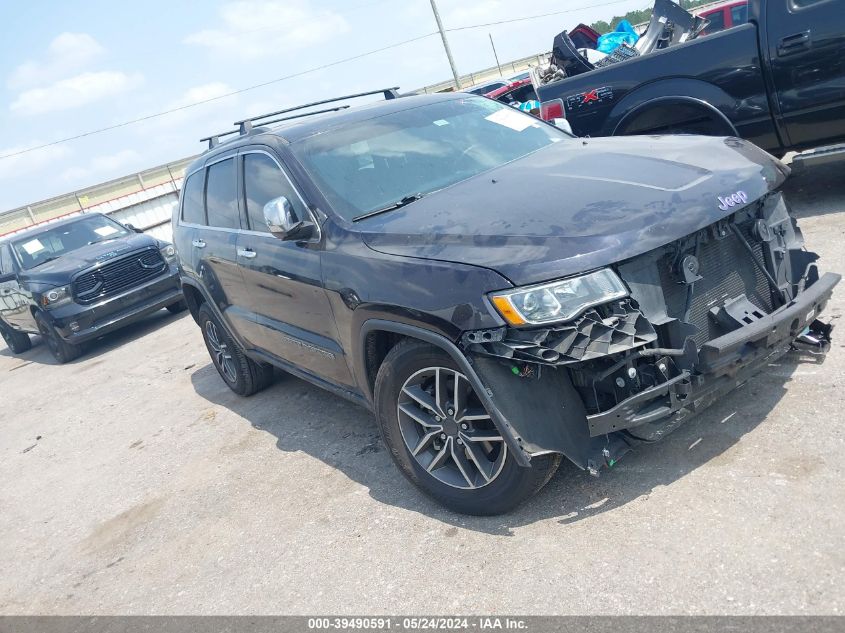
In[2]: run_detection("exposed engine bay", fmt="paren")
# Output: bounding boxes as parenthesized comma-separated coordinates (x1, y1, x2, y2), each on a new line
(462, 191, 839, 472)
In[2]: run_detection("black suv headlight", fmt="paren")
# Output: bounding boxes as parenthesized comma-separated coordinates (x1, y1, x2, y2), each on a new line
(160, 243, 177, 261)
(40, 285, 73, 309)
(489, 269, 628, 326)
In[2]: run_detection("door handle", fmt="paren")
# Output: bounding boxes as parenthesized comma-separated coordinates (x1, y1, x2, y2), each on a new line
(192, 239, 206, 249)
(237, 248, 258, 259)
(778, 30, 810, 56)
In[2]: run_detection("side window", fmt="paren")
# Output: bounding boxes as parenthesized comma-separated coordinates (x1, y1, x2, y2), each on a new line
(731, 4, 748, 24)
(205, 158, 240, 230)
(243, 153, 304, 232)
(181, 171, 206, 225)
(700, 9, 726, 35)
(0, 244, 15, 276)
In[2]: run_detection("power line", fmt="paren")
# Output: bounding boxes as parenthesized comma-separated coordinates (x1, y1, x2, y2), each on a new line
(444, 0, 636, 32)
(1, 0, 635, 161)
(0, 31, 437, 161)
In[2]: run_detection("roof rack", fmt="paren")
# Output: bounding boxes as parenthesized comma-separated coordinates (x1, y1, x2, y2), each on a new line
(200, 87, 400, 149)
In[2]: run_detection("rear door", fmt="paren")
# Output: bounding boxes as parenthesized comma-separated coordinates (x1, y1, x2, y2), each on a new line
(186, 154, 253, 338)
(766, 0, 845, 148)
(235, 148, 353, 387)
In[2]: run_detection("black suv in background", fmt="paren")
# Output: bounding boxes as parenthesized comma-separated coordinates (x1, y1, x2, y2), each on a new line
(174, 90, 838, 515)
(0, 213, 184, 363)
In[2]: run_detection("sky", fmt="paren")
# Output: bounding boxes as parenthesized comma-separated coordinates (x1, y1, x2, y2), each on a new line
(0, 0, 649, 211)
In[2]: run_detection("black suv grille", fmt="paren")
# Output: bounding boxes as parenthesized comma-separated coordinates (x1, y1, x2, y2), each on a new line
(73, 248, 166, 304)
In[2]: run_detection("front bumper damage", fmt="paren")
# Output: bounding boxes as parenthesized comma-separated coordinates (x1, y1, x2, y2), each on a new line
(462, 193, 840, 472)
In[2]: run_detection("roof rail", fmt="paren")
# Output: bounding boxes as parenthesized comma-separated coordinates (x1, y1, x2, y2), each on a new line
(233, 87, 400, 134)
(199, 129, 241, 150)
(199, 87, 399, 150)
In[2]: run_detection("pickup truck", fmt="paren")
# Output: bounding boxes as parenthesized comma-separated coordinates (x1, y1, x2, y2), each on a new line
(537, 0, 845, 157)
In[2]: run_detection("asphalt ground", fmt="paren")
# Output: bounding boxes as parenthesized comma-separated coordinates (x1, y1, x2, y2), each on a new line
(1, 159, 843, 614)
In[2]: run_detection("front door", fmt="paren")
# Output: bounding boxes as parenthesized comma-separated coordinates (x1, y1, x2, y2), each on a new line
(235, 149, 353, 387)
(766, 0, 845, 148)
(0, 243, 35, 332)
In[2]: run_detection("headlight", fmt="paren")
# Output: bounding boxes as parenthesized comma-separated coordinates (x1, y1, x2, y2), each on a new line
(40, 285, 73, 309)
(161, 244, 176, 260)
(490, 269, 628, 326)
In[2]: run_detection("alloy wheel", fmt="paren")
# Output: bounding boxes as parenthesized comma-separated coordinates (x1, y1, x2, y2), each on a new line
(397, 366, 506, 490)
(205, 320, 237, 383)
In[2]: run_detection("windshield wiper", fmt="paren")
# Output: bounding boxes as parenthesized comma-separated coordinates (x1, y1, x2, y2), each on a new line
(87, 236, 121, 245)
(352, 194, 424, 222)
(30, 256, 61, 268)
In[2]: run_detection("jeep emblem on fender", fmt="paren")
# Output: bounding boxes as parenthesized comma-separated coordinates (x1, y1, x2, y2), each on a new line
(717, 191, 748, 211)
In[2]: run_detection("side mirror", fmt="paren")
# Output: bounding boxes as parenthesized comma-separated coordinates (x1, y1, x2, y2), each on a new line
(125, 223, 143, 233)
(0, 272, 15, 283)
(553, 118, 574, 135)
(263, 197, 316, 241)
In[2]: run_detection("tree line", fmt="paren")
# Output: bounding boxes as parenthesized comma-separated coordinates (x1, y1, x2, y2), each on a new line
(589, 0, 720, 34)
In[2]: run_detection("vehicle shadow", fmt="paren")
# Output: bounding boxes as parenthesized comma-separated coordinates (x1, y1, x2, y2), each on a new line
(190, 348, 822, 535)
(0, 309, 187, 366)
(782, 158, 845, 219)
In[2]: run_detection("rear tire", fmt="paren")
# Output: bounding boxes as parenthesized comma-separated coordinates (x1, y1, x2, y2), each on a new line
(0, 321, 32, 354)
(35, 313, 82, 364)
(374, 339, 561, 515)
(197, 303, 273, 396)
(166, 300, 188, 314)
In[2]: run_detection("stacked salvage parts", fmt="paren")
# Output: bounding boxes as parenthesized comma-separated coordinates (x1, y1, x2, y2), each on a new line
(535, 0, 710, 85)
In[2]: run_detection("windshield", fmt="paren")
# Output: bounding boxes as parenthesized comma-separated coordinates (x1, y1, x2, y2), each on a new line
(11, 215, 131, 270)
(291, 97, 567, 221)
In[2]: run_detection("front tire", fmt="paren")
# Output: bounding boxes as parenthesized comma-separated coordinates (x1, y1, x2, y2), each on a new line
(166, 299, 188, 314)
(197, 303, 273, 396)
(0, 321, 32, 354)
(374, 340, 561, 515)
(35, 313, 82, 364)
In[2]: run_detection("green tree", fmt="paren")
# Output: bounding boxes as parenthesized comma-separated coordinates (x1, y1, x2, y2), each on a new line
(590, 0, 718, 34)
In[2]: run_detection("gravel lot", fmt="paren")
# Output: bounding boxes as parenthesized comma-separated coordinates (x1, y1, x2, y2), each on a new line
(1, 160, 843, 615)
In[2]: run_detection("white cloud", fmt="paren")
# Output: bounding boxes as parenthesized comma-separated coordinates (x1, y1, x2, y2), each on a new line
(7, 32, 105, 90)
(9, 71, 144, 115)
(185, 0, 349, 60)
(59, 149, 142, 184)
(0, 142, 72, 187)
(170, 82, 234, 109)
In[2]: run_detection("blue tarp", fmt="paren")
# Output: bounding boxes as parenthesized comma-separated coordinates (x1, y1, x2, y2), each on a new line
(596, 20, 639, 54)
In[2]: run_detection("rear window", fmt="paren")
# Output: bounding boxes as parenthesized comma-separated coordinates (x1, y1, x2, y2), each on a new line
(181, 171, 205, 225)
(205, 159, 240, 230)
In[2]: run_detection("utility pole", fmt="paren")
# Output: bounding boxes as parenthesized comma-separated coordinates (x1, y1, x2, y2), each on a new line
(429, 0, 462, 89)
(489, 33, 502, 77)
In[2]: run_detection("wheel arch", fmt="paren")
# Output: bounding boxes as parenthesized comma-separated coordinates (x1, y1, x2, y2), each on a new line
(613, 95, 738, 137)
(358, 319, 530, 467)
(603, 78, 740, 137)
(180, 279, 205, 324)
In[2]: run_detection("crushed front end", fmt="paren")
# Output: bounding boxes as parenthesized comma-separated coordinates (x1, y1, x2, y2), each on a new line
(463, 192, 840, 472)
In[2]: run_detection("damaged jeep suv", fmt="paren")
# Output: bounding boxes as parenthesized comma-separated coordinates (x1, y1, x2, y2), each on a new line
(174, 90, 839, 515)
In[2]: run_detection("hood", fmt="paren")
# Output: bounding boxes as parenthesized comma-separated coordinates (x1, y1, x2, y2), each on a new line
(19, 233, 160, 287)
(360, 135, 788, 286)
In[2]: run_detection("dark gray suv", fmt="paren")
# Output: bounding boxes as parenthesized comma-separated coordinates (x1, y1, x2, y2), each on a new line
(0, 213, 184, 363)
(173, 89, 839, 515)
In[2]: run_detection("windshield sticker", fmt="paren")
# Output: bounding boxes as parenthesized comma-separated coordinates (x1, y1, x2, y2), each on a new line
(21, 239, 45, 255)
(94, 225, 119, 237)
(433, 119, 449, 126)
(484, 108, 537, 132)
